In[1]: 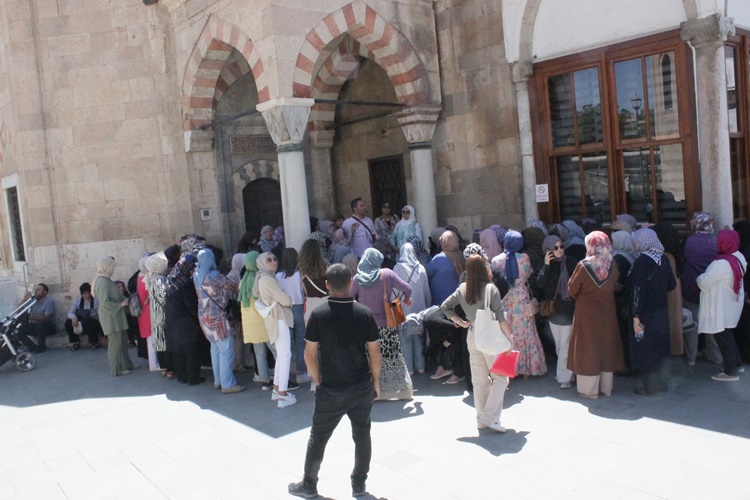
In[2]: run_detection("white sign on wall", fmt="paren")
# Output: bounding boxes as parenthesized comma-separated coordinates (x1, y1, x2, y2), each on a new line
(535, 184, 549, 203)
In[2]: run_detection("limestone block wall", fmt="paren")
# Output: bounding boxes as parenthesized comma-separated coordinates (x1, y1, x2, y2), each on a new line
(432, 0, 524, 236)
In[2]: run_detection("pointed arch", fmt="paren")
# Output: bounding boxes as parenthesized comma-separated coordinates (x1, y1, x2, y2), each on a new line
(181, 15, 268, 131)
(292, 1, 434, 108)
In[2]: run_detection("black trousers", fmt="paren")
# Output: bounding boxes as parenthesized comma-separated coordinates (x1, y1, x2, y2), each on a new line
(64, 317, 103, 346)
(173, 342, 202, 384)
(157, 351, 176, 373)
(19, 321, 55, 351)
(303, 380, 374, 490)
(714, 328, 743, 376)
(423, 308, 466, 378)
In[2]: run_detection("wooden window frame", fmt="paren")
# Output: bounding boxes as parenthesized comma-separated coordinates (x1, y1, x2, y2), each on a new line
(727, 30, 750, 219)
(529, 30, 700, 226)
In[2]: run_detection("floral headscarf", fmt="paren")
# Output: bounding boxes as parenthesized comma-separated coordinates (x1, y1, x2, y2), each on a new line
(408, 235, 431, 266)
(691, 212, 714, 234)
(583, 231, 612, 281)
(167, 254, 197, 295)
(355, 248, 383, 288)
(273, 226, 285, 247)
(633, 228, 664, 265)
(180, 234, 206, 257)
(463, 243, 487, 261)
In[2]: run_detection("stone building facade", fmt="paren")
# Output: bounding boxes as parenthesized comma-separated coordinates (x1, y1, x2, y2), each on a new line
(0, 0, 748, 316)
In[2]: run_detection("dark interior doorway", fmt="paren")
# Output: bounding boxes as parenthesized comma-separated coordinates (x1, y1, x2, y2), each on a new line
(243, 178, 283, 233)
(369, 155, 406, 219)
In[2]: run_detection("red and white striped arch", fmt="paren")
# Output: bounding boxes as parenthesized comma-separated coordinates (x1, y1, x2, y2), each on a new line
(293, 1, 433, 113)
(213, 50, 252, 110)
(182, 15, 268, 132)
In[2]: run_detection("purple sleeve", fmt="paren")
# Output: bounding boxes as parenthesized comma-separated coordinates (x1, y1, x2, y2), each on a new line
(387, 269, 412, 301)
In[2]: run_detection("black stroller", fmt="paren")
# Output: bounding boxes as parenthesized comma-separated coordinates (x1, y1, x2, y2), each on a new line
(0, 296, 37, 371)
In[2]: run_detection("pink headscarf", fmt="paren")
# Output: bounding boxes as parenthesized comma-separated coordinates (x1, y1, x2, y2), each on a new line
(479, 229, 502, 261)
(716, 229, 744, 296)
(584, 231, 612, 281)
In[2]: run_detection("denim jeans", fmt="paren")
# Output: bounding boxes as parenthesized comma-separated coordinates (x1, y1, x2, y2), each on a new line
(209, 336, 237, 389)
(303, 379, 375, 490)
(399, 327, 424, 373)
(254, 341, 277, 381)
(291, 304, 306, 374)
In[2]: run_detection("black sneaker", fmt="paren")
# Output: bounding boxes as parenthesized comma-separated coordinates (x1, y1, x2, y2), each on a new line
(352, 481, 367, 497)
(261, 381, 274, 391)
(288, 480, 318, 499)
(287, 381, 300, 391)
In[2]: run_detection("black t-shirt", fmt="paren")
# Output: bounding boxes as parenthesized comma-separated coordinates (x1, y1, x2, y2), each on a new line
(305, 297, 379, 389)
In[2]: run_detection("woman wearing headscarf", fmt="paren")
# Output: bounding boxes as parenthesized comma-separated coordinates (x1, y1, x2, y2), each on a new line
(273, 226, 285, 249)
(653, 223, 685, 356)
(92, 257, 133, 376)
(136, 255, 159, 371)
(536, 235, 577, 388)
(351, 248, 413, 400)
(732, 219, 750, 363)
(616, 213, 638, 232)
(426, 231, 465, 307)
(556, 220, 587, 262)
(394, 242, 431, 375)
(697, 229, 747, 381)
(239, 251, 275, 391)
(227, 252, 253, 373)
(145, 252, 172, 377)
(629, 229, 676, 395)
(408, 234, 431, 266)
(429, 226, 446, 257)
(568, 232, 625, 399)
(390, 205, 421, 251)
(259, 225, 277, 253)
(611, 230, 637, 368)
(490, 225, 509, 250)
(165, 255, 204, 385)
(342, 253, 359, 278)
(522, 227, 546, 276)
(255, 251, 297, 407)
(479, 228, 502, 262)
(682, 212, 722, 366)
(491, 231, 547, 377)
(328, 228, 352, 264)
(375, 202, 399, 261)
(529, 219, 549, 236)
(195, 248, 243, 394)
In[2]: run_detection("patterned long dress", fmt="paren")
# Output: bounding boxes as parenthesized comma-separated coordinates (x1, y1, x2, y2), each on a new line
(147, 274, 168, 352)
(494, 252, 547, 376)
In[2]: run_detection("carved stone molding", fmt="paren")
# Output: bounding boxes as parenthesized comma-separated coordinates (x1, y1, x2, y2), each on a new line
(184, 129, 214, 153)
(681, 14, 735, 49)
(256, 97, 314, 146)
(395, 105, 442, 145)
(512, 60, 534, 84)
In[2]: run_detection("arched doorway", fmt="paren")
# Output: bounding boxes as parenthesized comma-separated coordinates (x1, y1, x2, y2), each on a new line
(243, 178, 282, 233)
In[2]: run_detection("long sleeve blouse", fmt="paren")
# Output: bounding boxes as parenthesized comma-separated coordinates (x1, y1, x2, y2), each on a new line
(257, 273, 294, 343)
(441, 282, 505, 323)
(697, 251, 747, 334)
(350, 268, 412, 329)
(425, 254, 460, 306)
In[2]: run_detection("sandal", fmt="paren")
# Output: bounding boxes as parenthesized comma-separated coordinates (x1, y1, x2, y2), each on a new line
(161, 369, 168, 377)
(166, 372, 176, 379)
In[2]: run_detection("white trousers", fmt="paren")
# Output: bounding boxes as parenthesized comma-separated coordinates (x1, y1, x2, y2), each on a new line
(467, 329, 509, 426)
(550, 322, 573, 384)
(147, 335, 160, 371)
(273, 320, 292, 392)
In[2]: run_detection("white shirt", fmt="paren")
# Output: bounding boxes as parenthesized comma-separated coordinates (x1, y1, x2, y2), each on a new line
(276, 270, 304, 305)
(697, 251, 747, 334)
(342, 216, 376, 257)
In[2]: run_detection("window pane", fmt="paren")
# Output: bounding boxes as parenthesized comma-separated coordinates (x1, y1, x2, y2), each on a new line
(548, 74, 575, 148)
(623, 147, 652, 222)
(574, 68, 603, 145)
(556, 155, 582, 220)
(581, 152, 610, 222)
(615, 58, 646, 141)
(646, 51, 680, 140)
(726, 46, 739, 133)
(654, 143, 686, 224)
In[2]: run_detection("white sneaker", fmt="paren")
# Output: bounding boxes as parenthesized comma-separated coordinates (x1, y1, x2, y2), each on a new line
(272, 389, 280, 401)
(277, 393, 297, 408)
(739, 367, 745, 374)
(712, 372, 740, 382)
(296, 372, 311, 383)
(485, 422, 507, 433)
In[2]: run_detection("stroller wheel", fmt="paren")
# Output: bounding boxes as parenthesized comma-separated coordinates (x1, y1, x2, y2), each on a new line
(14, 352, 36, 371)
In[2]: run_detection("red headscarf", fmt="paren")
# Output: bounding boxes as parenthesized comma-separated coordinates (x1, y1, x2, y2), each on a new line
(716, 229, 744, 295)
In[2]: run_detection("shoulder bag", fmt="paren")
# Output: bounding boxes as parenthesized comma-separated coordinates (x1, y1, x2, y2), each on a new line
(474, 283, 511, 355)
(201, 286, 241, 322)
(383, 275, 406, 328)
(128, 293, 143, 317)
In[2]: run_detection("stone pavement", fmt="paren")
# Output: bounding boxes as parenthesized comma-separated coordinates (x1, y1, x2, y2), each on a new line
(1, 343, 749, 500)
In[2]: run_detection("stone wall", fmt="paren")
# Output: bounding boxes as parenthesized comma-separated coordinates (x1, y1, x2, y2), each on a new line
(432, 0, 525, 237)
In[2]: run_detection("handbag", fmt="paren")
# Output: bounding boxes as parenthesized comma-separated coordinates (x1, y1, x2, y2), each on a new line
(224, 299, 241, 322)
(254, 297, 277, 319)
(474, 283, 511, 355)
(383, 277, 406, 328)
(490, 350, 520, 377)
(128, 293, 143, 317)
(539, 298, 556, 317)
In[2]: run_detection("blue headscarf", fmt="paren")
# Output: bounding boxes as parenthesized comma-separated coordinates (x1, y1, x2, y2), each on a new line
(503, 230, 525, 287)
(355, 248, 384, 288)
(193, 248, 217, 289)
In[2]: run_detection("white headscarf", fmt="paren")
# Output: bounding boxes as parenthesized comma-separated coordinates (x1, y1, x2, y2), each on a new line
(91, 257, 116, 298)
(397, 242, 422, 283)
(228, 252, 246, 284)
(611, 231, 636, 265)
(394, 205, 417, 233)
(253, 252, 277, 298)
(144, 252, 168, 288)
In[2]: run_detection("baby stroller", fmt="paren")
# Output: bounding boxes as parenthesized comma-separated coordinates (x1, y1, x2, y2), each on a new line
(0, 296, 38, 371)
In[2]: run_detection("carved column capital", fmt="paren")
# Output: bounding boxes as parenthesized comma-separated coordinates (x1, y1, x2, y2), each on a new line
(395, 105, 442, 145)
(309, 129, 336, 149)
(512, 60, 534, 84)
(256, 97, 314, 146)
(184, 129, 214, 152)
(681, 14, 735, 49)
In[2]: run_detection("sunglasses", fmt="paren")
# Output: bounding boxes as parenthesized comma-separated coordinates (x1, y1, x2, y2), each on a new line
(553, 245, 563, 250)
(401, 210, 410, 214)
(266, 256, 277, 263)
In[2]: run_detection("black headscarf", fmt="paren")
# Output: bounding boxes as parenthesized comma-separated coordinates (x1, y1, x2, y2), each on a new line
(653, 222, 683, 276)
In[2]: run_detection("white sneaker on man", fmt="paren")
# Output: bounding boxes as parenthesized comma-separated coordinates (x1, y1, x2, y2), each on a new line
(712, 372, 739, 382)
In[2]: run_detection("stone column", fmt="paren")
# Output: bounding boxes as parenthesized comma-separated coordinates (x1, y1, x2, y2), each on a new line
(308, 130, 336, 219)
(512, 60, 539, 224)
(257, 97, 314, 251)
(681, 14, 735, 229)
(396, 106, 442, 243)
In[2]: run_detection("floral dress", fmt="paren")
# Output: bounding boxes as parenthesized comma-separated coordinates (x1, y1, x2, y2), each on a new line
(494, 252, 547, 376)
(374, 216, 398, 260)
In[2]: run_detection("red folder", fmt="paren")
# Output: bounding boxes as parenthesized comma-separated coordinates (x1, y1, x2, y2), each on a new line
(490, 350, 520, 378)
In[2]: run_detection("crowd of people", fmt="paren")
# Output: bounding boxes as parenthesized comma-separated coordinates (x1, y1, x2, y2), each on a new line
(21, 201, 750, 427)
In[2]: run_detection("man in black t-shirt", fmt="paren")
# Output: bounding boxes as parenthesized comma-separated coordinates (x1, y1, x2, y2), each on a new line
(288, 264, 381, 499)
